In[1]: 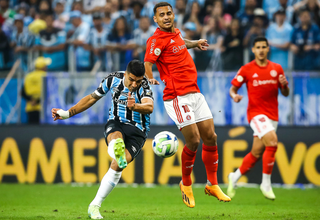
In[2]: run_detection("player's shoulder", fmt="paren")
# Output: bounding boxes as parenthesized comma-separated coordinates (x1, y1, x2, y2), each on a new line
(140, 77, 151, 89)
(101, 71, 124, 83)
(268, 61, 283, 71)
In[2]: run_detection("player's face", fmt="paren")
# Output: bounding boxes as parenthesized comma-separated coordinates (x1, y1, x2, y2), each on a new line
(125, 73, 144, 92)
(154, 6, 175, 31)
(252, 41, 269, 61)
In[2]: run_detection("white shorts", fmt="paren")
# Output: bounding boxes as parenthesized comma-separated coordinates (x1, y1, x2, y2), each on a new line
(250, 114, 278, 139)
(164, 93, 213, 130)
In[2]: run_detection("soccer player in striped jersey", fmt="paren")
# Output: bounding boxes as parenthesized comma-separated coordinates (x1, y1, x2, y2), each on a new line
(52, 60, 154, 219)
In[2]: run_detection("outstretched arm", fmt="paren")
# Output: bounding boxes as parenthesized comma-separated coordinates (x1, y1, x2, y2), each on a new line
(229, 85, 243, 103)
(184, 38, 209, 50)
(52, 92, 102, 120)
(144, 61, 160, 85)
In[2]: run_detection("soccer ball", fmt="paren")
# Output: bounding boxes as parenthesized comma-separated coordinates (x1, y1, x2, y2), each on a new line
(152, 131, 179, 158)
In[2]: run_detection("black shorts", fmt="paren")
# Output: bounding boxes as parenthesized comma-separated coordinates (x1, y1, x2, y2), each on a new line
(104, 119, 147, 159)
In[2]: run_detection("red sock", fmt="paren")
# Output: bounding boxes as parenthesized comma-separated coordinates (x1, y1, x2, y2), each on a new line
(181, 146, 197, 186)
(202, 144, 218, 185)
(239, 152, 259, 175)
(262, 146, 277, 174)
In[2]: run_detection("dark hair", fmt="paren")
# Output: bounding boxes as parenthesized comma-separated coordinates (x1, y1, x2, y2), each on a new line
(126, 60, 145, 77)
(153, 2, 173, 15)
(253, 36, 269, 47)
(111, 16, 130, 38)
(299, 9, 310, 16)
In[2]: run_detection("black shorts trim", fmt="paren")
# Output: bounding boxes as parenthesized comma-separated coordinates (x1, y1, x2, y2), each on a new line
(104, 119, 147, 159)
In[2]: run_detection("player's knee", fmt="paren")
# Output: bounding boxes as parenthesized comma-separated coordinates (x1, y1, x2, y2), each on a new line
(186, 137, 200, 151)
(203, 131, 217, 146)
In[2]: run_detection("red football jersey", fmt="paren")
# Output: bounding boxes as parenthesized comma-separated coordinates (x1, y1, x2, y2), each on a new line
(231, 60, 286, 122)
(144, 28, 200, 101)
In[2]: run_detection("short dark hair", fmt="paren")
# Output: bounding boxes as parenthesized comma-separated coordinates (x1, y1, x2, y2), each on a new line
(299, 9, 310, 16)
(126, 60, 145, 77)
(153, 2, 173, 15)
(253, 36, 269, 47)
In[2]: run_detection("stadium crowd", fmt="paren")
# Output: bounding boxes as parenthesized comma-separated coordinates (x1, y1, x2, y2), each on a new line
(0, 0, 320, 73)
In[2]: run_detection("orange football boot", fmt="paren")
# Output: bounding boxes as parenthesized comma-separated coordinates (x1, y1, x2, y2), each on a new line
(205, 185, 231, 202)
(179, 181, 195, 208)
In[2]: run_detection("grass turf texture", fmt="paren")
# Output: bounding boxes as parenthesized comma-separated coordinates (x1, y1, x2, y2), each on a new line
(0, 184, 319, 220)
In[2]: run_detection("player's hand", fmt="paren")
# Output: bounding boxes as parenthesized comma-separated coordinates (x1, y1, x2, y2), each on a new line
(52, 108, 63, 121)
(233, 94, 243, 103)
(149, 78, 160, 85)
(279, 75, 288, 87)
(127, 92, 136, 110)
(198, 39, 209, 51)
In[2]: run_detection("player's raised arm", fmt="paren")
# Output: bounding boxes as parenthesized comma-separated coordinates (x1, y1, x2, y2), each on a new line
(184, 38, 209, 50)
(229, 85, 243, 103)
(52, 92, 102, 121)
(279, 74, 290, 97)
(144, 62, 160, 85)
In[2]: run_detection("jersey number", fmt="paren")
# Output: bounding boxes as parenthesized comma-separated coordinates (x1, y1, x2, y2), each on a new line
(182, 105, 190, 113)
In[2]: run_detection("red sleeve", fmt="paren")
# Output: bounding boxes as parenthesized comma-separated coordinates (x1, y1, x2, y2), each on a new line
(231, 67, 247, 88)
(277, 65, 288, 88)
(144, 37, 165, 64)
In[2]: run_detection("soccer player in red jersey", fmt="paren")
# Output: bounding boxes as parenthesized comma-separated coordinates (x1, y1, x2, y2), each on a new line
(228, 37, 290, 200)
(144, 2, 231, 208)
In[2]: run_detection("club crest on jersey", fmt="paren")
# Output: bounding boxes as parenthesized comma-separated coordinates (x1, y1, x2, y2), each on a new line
(270, 70, 277, 77)
(237, 75, 244, 82)
(154, 48, 161, 56)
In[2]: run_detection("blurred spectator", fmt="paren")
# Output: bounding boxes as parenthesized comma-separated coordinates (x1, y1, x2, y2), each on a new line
(133, 16, 156, 61)
(85, 12, 111, 71)
(263, 0, 294, 23)
(183, 22, 197, 59)
(102, 2, 112, 33)
(0, 22, 10, 70)
(201, 17, 224, 71)
(38, 0, 51, 12)
(0, 0, 16, 36)
(236, 0, 257, 32)
(34, 14, 67, 71)
(293, 0, 320, 27)
(223, 0, 239, 16)
(221, 18, 244, 70)
(243, 8, 267, 60)
(11, 14, 35, 72)
(174, 0, 187, 29)
(183, 1, 203, 35)
(290, 9, 320, 70)
(15, 2, 34, 27)
(69, 10, 91, 71)
(82, 0, 105, 13)
(129, 0, 143, 31)
(205, 0, 232, 32)
(28, 10, 47, 34)
(72, 0, 93, 26)
(266, 8, 293, 69)
(107, 16, 136, 71)
(140, 0, 154, 22)
(21, 57, 50, 124)
(53, 0, 69, 29)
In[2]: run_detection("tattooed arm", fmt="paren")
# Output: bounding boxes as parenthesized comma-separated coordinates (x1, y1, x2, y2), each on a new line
(52, 92, 102, 120)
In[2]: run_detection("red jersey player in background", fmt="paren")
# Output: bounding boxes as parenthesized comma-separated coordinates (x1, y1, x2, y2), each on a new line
(144, 2, 231, 208)
(228, 37, 290, 200)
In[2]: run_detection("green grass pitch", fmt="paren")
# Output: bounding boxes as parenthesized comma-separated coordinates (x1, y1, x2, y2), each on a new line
(0, 184, 319, 220)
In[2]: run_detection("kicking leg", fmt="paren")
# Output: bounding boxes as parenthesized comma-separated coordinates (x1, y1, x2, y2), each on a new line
(197, 119, 230, 202)
(179, 124, 200, 208)
(228, 137, 264, 198)
(88, 132, 133, 219)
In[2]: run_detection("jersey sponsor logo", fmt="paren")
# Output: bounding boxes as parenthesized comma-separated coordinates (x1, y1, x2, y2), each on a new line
(237, 75, 244, 82)
(173, 45, 187, 53)
(270, 70, 277, 77)
(253, 79, 277, 87)
(253, 73, 258, 78)
(114, 97, 127, 105)
(170, 39, 175, 43)
(154, 48, 161, 56)
(149, 40, 156, 54)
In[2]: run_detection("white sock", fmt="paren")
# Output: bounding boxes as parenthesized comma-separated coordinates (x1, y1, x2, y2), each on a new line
(232, 169, 242, 185)
(107, 139, 116, 160)
(90, 168, 122, 206)
(261, 173, 272, 191)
